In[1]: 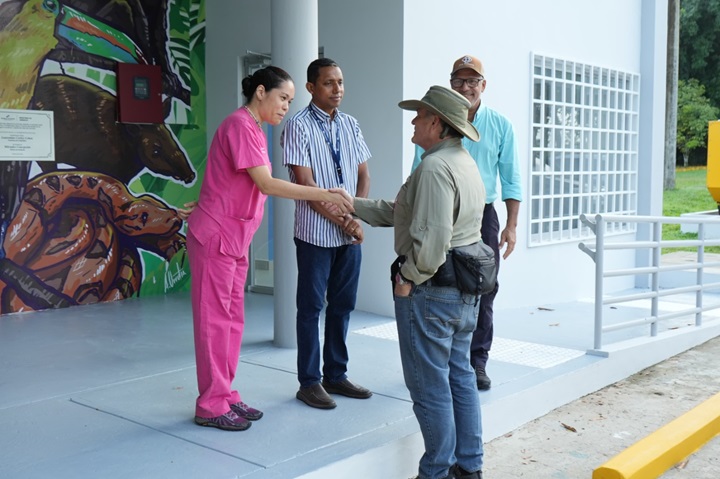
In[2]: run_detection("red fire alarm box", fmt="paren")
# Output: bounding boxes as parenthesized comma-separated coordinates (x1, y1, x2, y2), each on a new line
(116, 63, 163, 123)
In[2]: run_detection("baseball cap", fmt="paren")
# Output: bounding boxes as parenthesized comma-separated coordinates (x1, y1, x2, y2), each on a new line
(451, 55, 485, 77)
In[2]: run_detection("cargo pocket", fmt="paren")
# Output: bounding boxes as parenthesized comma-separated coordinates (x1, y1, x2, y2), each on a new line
(218, 215, 262, 259)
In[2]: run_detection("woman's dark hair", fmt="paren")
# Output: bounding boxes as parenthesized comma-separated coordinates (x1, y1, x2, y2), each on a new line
(241, 66, 292, 102)
(307, 58, 339, 84)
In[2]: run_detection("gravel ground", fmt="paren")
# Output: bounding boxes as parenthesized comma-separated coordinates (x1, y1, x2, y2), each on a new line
(482, 337, 720, 478)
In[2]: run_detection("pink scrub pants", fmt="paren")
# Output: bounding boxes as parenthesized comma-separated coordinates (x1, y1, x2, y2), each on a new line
(187, 230, 248, 418)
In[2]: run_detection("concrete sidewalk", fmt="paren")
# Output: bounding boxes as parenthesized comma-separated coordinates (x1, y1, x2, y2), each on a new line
(1, 280, 720, 478)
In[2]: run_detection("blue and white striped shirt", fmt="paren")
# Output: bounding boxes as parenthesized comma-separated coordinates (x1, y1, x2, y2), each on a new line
(281, 102, 371, 247)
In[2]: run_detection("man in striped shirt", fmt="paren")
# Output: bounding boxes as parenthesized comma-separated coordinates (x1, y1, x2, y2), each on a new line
(281, 58, 372, 409)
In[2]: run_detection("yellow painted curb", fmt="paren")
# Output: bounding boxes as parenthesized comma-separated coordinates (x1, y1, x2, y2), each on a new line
(592, 391, 720, 479)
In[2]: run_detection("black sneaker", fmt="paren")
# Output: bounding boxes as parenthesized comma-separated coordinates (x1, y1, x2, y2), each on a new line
(475, 366, 491, 390)
(296, 383, 337, 409)
(230, 401, 263, 421)
(194, 411, 251, 431)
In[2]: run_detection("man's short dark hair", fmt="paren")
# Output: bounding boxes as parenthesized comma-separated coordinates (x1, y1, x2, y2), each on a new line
(307, 58, 339, 84)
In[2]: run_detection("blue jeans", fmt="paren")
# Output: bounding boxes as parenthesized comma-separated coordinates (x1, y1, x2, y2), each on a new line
(395, 283, 483, 479)
(295, 238, 361, 388)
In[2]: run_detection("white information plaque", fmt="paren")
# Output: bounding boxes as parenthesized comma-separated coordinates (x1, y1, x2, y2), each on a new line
(0, 109, 55, 162)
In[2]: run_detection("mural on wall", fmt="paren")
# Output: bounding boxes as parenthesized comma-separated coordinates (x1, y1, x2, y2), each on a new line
(0, 0, 206, 314)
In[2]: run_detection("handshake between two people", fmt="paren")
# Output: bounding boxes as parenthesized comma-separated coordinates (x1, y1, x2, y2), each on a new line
(175, 187, 354, 221)
(174, 187, 358, 241)
(323, 188, 363, 245)
(322, 187, 354, 216)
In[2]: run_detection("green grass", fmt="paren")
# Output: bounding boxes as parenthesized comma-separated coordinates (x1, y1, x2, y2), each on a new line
(662, 167, 719, 253)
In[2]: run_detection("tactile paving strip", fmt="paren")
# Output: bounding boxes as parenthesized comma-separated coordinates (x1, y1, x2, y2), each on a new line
(353, 322, 400, 341)
(353, 322, 584, 369)
(490, 337, 585, 369)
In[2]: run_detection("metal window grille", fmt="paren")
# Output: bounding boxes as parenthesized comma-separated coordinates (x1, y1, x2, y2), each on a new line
(529, 54, 640, 246)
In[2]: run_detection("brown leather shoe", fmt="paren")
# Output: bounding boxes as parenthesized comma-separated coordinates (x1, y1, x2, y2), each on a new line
(296, 383, 337, 409)
(322, 378, 372, 399)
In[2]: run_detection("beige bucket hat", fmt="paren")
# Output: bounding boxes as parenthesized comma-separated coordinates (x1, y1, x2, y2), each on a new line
(398, 85, 480, 141)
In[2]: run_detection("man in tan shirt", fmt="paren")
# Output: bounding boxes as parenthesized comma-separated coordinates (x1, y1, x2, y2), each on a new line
(352, 86, 485, 479)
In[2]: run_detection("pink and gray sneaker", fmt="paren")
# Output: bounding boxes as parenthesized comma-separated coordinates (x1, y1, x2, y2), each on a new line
(194, 410, 251, 431)
(230, 401, 264, 421)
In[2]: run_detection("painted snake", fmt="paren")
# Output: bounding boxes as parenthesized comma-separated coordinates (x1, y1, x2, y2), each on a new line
(0, 171, 185, 312)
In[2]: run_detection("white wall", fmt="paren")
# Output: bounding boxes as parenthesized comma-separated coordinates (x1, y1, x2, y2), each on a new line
(635, 0, 670, 287)
(206, 1, 271, 141)
(206, 0, 405, 317)
(205, 0, 666, 316)
(402, 0, 657, 309)
(319, 0, 405, 316)
(205, 1, 273, 292)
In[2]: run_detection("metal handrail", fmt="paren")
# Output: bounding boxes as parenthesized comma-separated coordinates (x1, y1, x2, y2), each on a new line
(578, 213, 720, 351)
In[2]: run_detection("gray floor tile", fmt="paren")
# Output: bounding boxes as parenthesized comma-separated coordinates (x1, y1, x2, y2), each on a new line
(2, 288, 719, 478)
(0, 399, 258, 479)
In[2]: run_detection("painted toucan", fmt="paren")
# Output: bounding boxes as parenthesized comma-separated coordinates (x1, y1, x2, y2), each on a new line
(0, 0, 146, 109)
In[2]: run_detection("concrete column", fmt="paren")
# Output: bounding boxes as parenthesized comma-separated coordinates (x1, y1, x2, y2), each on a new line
(635, 0, 669, 287)
(270, 0, 318, 348)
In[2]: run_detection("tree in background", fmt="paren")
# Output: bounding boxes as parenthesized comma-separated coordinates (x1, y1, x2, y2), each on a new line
(680, 0, 720, 108)
(676, 79, 719, 167)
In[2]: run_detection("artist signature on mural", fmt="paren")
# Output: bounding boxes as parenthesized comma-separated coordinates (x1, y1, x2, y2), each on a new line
(165, 261, 188, 292)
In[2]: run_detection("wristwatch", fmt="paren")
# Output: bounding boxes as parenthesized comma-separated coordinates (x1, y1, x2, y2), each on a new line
(395, 271, 411, 285)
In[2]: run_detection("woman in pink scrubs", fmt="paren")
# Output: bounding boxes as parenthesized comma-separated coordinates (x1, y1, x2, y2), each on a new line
(186, 66, 351, 431)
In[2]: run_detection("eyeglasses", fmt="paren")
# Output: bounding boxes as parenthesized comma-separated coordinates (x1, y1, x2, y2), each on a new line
(450, 77, 484, 88)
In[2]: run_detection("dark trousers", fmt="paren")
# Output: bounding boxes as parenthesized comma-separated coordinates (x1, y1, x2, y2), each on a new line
(295, 238, 361, 388)
(470, 203, 500, 368)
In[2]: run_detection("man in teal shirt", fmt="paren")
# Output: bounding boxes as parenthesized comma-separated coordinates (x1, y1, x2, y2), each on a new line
(412, 55, 522, 390)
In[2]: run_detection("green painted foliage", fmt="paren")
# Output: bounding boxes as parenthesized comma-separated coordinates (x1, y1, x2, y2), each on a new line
(167, 0, 192, 87)
(136, 0, 206, 295)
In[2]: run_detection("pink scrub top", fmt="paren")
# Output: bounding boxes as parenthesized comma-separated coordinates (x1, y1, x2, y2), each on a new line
(188, 108, 269, 258)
